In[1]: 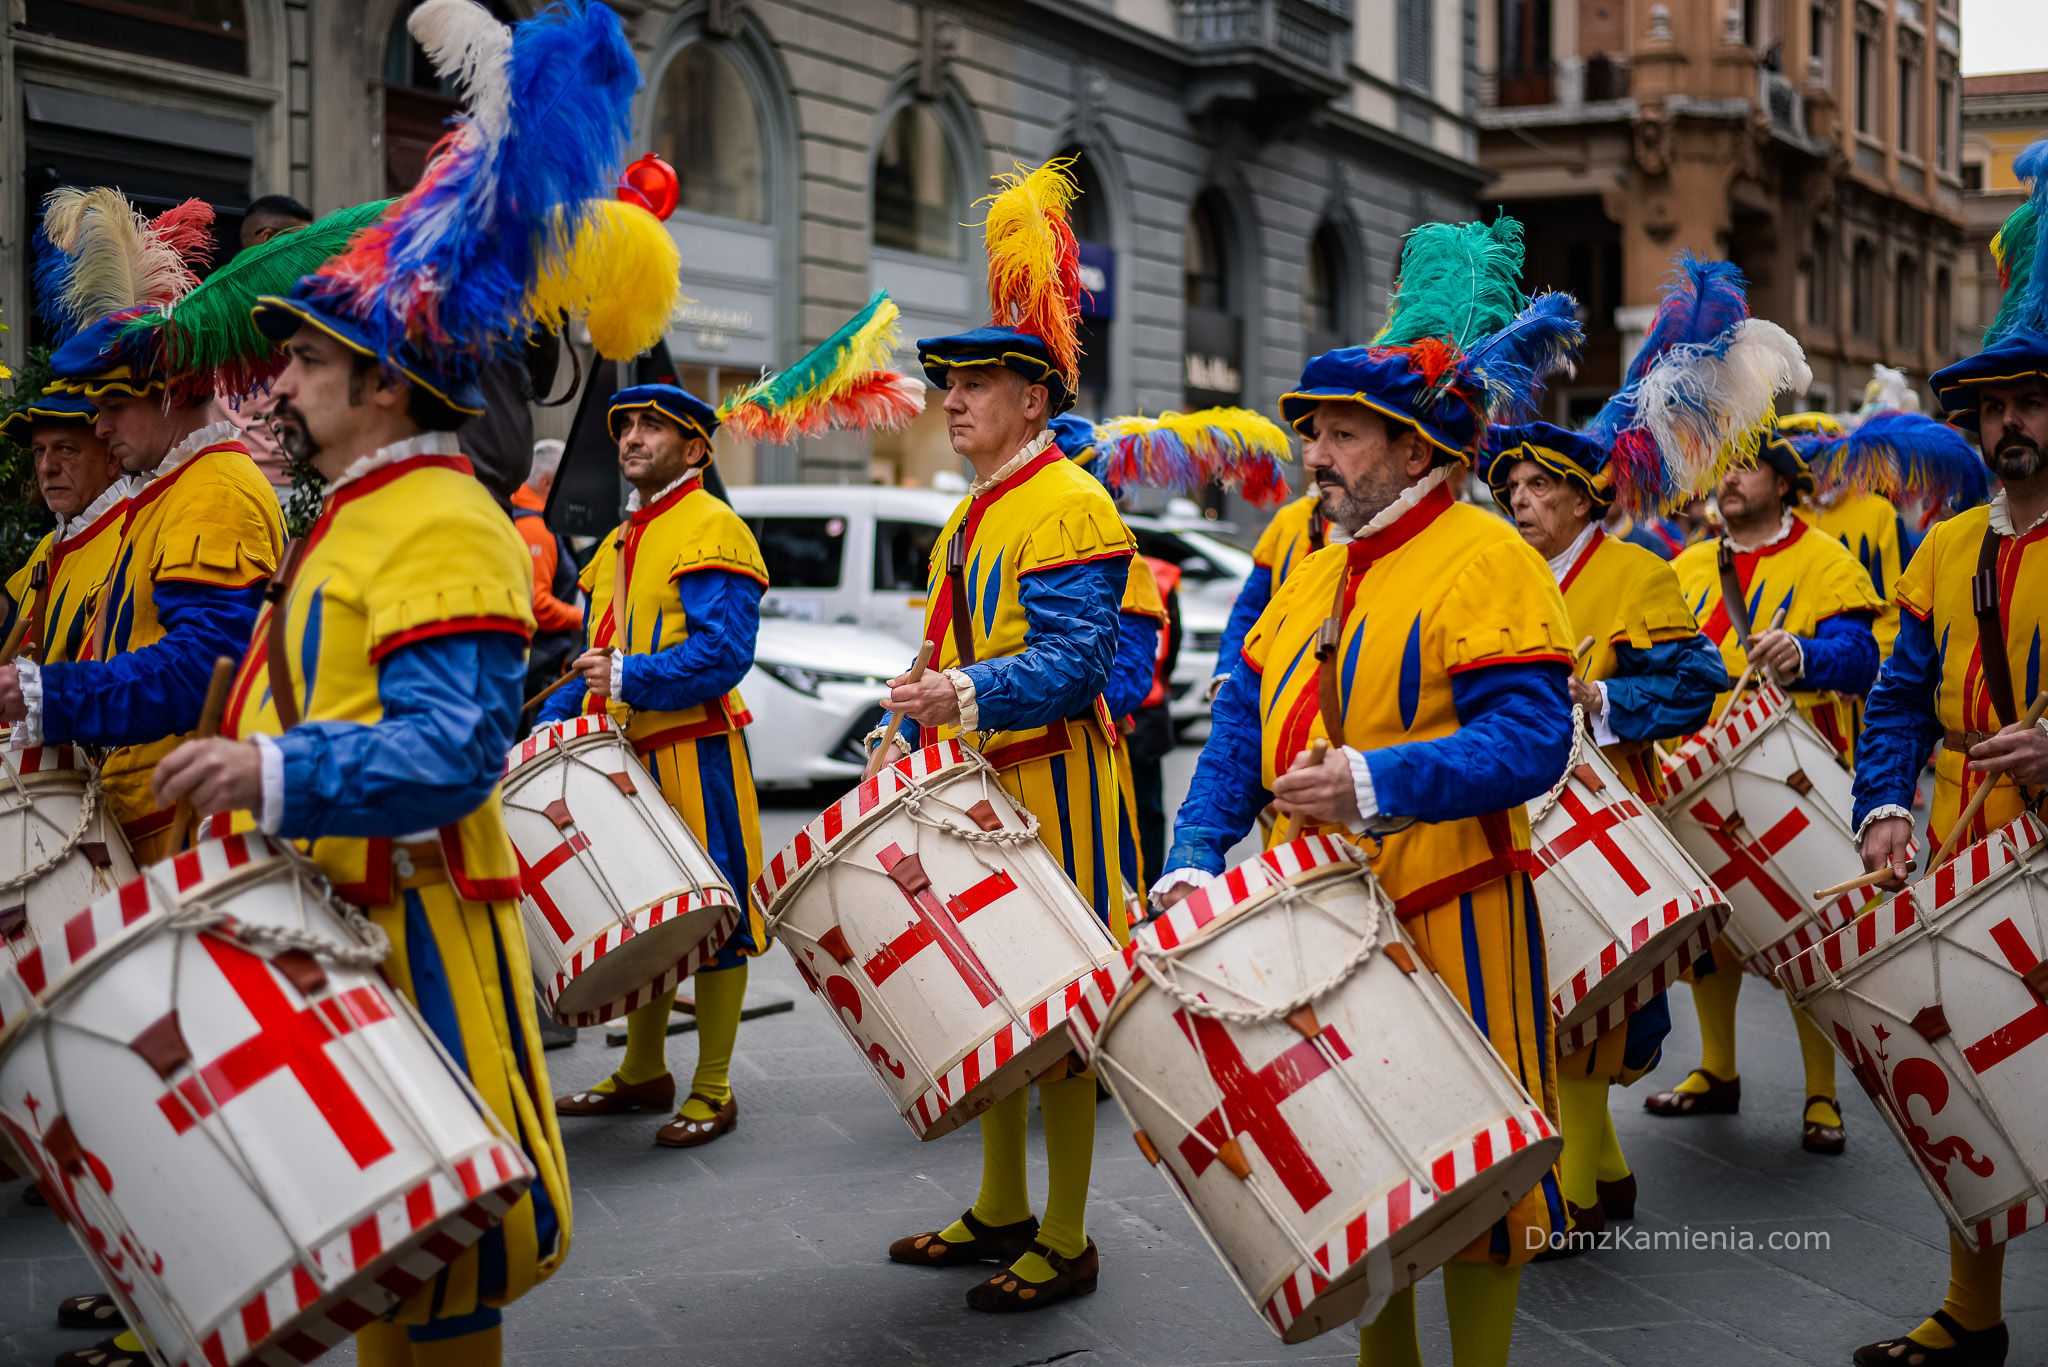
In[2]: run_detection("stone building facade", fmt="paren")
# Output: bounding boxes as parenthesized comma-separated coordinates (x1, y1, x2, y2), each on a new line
(0, 0, 1493, 503)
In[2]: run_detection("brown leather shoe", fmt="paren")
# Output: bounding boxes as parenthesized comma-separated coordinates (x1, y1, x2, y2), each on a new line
(1597, 1173, 1637, 1222)
(1533, 1200, 1605, 1261)
(889, 1209, 1041, 1267)
(654, 1092, 736, 1148)
(1643, 1070, 1741, 1116)
(1803, 1095, 1847, 1155)
(57, 1293, 124, 1330)
(1854, 1311, 2008, 1366)
(965, 1239, 1099, 1311)
(55, 1339, 143, 1367)
(556, 1072, 676, 1116)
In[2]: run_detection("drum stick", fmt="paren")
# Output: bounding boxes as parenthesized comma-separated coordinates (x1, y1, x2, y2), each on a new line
(1929, 689, 2048, 872)
(1273, 737, 1331, 846)
(0, 606, 32, 668)
(1712, 604, 1790, 728)
(1573, 636, 1594, 670)
(523, 667, 582, 712)
(1810, 867, 1906, 905)
(166, 656, 238, 855)
(862, 640, 935, 782)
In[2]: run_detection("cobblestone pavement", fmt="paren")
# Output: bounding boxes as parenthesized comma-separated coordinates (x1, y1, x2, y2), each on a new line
(4, 747, 2043, 1366)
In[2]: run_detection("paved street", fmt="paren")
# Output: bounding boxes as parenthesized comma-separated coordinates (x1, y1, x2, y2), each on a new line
(4, 745, 2043, 1366)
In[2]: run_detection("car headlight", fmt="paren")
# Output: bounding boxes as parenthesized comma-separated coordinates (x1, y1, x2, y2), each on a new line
(759, 661, 885, 699)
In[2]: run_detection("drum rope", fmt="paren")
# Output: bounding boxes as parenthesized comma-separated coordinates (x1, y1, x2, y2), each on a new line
(1528, 708, 1591, 826)
(0, 771, 105, 897)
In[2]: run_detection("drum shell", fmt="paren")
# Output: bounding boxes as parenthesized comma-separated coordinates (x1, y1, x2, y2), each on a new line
(1072, 837, 1561, 1343)
(1660, 685, 1864, 977)
(0, 835, 533, 1367)
(1528, 740, 1730, 1051)
(503, 717, 738, 1025)
(754, 741, 1122, 1141)
(1783, 814, 2048, 1251)
(0, 746, 136, 966)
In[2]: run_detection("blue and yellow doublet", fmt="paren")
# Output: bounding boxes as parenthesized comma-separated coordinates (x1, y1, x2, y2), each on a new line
(1216, 491, 1324, 679)
(4, 491, 129, 667)
(1800, 491, 1912, 661)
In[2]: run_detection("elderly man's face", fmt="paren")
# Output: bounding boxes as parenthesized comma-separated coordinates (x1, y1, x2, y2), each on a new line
(1299, 400, 1430, 532)
(940, 367, 1047, 464)
(1979, 378, 2048, 483)
(32, 424, 122, 520)
(1502, 459, 1594, 561)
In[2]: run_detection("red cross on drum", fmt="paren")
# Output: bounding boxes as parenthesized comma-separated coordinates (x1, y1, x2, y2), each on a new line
(1780, 813, 2048, 1252)
(0, 834, 534, 1367)
(1527, 738, 1731, 1053)
(1658, 684, 1867, 978)
(503, 715, 742, 1026)
(752, 741, 1124, 1141)
(1064, 835, 1561, 1344)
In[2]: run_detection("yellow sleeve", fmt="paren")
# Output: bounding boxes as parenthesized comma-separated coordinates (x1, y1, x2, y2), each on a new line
(1670, 543, 1719, 627)
(1614, 551, 1705, 648)
(576, 548, 602, 596)
(1438, 534, 1577, 671)
(1018, 485, 1136, 575)
(1121, 557, 1167, 622)
(151, 452, 283, 588)
(1251, 499, 1299, 570)
(1894, 516, 1944, 620)
(1805, 533, 1888, 620)
(671, 500, 769, 584)
(363, 481, 536, 660)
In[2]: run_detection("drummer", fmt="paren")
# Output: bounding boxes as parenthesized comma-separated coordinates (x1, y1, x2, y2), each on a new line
(1212, 486, 1331, 698)
(543, 382, 770, 1149)
(1155, 216, 1576, 1366)
(1486, 422, 1727, 1252)
(0, 393, 133, 667)
(1643, 425, 1885, 1154)
(0, 190, 283, 864)
(1849, 142, 2048, 1367)
(874, 159, 1133, 1314)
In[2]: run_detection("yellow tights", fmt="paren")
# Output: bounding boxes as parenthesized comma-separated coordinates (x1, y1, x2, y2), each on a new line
(1556, 1072, 1619, 1210)
(1358, 1262, 1523, 1367)
(939, 1073, 1098, 1281)
(1674, 958, 1841, 1128)
(1907, 1233, 2004, 1348)
(356, 1321, 503, 1366)
(595, 961, 750, 1123)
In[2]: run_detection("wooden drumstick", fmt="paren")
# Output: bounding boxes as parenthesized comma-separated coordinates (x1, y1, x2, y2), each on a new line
(0, 599, 34, 667)
(1273, 737, 1331, 846)
(1928, 688, 2048, 872)
(1712, 604, 1790, 728)
(1810, 866, 1907, 905)
(1573, 635, 1594, 672)
(166, 656, 238, 855)
(524, 665, 584, 712)
(862, 640, 935, 782)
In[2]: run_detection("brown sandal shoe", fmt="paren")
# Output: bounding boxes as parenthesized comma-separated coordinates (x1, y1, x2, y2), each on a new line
(965, 1239, 1099, 1312)
(1803, 1094, 1847, 1155)
(1532, 1200, 1605, 1262)
(654, 1092, 736, 1148)
(1597, 1173, 1637, 1222)
(1643, 1070, 1741, 1116)
(1854, 1311, 2008, 1366)
(55, 1339, 144, 1367)
(889, 1209, 1042, 1267)
(57, 1292, 125, 1330)
(555, 1072, 675, 1116)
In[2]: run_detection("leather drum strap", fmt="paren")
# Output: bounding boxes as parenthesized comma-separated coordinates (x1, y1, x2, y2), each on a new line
(1307, 508, 1327, 555)
(263, 538, 307, 731)
(946, 528, 976, 667)
(1972, 526, 2018, 729)
(1716, 541, 1754, 643)
(22, 563, 50, 663)
(1312, 563, 1348, 742)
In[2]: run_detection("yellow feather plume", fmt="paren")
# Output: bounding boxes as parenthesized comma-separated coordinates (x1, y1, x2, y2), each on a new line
(976, 159, 1084, 392)
(526, 199, 683, 360)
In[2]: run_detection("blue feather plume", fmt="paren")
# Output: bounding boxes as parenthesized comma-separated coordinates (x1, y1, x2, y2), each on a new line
(31, 220, 77, 340)
(1624, 253, 1751, 385)
(1458, 291, 1584, 421)
(1792, 409, 1990, 511)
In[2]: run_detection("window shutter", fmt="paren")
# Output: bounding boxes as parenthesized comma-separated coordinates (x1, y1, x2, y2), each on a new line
(1400, 0, 1433, 94)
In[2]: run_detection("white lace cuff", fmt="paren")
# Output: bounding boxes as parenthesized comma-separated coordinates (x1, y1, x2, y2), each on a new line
(1589, 682, 1620, 747)
(944, 667, 978, 731)
(1149, 867, 1213, 903)
(1854, 804, 1913, 847)
(11, 659, 43, 750)
(1342, 745, 1379, 833)
(608, 649, 625, 702)
(1789, 636, 1806, 680)
(252, 733, 286, 835)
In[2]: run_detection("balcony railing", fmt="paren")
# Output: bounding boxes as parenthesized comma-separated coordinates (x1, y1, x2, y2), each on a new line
(1478, 55, 1629, 110)
(1179, 0, 1351, 77)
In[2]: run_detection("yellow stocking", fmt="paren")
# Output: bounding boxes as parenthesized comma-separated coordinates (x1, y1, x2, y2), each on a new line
(1908, 1232, 2005, 1348)
(410, 1325, 503, 1367)
(1357, 1283, 1423, 1367)
(679, 961, 747, 1123)
(1595, 1104, 1630, 1185)
(1443, 1261, 1523, 1367)
(110, 1331, 147, 1355)
(594, 987, 677, 1092)
(1555, 1072, 1610, 1211)
(939, 1086, 1031, 1244)
(1009, 1073, 1096, 1281)
(355, 1321, 412, 1367)
(1793, 1002, 1842, 1127)
(1675, 948, 1742, 1092)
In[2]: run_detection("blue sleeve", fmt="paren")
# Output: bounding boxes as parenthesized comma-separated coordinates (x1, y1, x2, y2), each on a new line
(1215, 564, 1272, 679)
(536, 672, 588, 724)
(1852, 608, 1940, 830)
(40, 580, 266, 747)
(1600, 634, 1731, 743)
(273, 632, 525, 839)
(616, 568, 761, 713)
(1365, 661, 1574, 821)
(1795, 610, 1879, 696)
(1161, 664, 1270, 875)
(962, 559, 1123, 734)
(1105, 611, 1160, 718)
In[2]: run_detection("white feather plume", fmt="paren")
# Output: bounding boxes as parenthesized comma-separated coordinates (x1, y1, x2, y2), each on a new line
(1856, 363, 1919, 421)
(408, 0, 514, 143)
(1633, 317, 1811, 494)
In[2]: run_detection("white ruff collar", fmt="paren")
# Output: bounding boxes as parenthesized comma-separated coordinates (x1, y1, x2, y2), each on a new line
(55, 475, 140, 543)
(970, 429, 1058, 498)
(1546, 520, 1600, 583)
(145, 419, 242, 484)
(625, 466, 702, 514)
(1350, 464, 1457, 541)
(1989, 488, 2048, 537)
(326, 431, 463, 495)
(1723, 507, 1796, 553)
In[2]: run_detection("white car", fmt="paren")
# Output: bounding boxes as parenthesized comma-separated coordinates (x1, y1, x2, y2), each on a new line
(741, 616, 907, 790)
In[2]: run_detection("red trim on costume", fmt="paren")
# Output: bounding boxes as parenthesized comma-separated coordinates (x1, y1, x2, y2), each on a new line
(1698, 520, 1812, 645)
(54, 500, 128, 555)
(920, 447, 1071, 659)
(440, 823, 523, 903)
(1344, 481, 1456, 576)
(121, 809, 175, 841)
(980, 721, 1076, 771)
(628, 475, 705, 527)
(1444, 650, 1573, 675)
(121, 442, 250, 526)
(22, 499, 130, 658)
(370, 616, 532, 663)
(329, 838, 394, 908)
(1019, 550, 1135, 577)
(671, 563, 770, 588)
(1389, 846, 1540, 920)
(1558, 527, 1605, 594)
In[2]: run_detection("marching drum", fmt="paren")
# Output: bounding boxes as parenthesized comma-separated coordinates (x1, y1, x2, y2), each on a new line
(1661, 683, 1867, 979)
(504, 715, 741, 1027)
(753, 740, 1122, 1141)
(0, 744, 136, 965)
(1780, 814, 2048, 1251)
(1067, 836, 1561, 1343)
(1529, 732, 1729, 1055)
(0, 834, 533, 1367)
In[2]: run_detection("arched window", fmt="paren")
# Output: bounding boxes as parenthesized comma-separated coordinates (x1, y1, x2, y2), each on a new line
(873, 104, 963, 259)
(1303, 224, 1349, 357)
(1063, 147, 1113, 411)
(1851, 239, 1877, 340)
(650, 43, 769, 223)
(1894, 253, 1919, 349)
(1185, 200, 1230, 314)
(22, 0, 246, 73)
(384, 0, 519, 195)
(1184, 195, 1242, 408)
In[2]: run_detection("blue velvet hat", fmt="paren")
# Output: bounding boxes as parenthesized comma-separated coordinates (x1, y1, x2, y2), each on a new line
(1279, 346, 1481, 458)
(0, 391, 98, 446)
(1932, 327, 2048, 431)
(47, 313, 168, 401)
(915, 326, 1075, 417)
(606, 383, 719, 445)
(253, 280, 486, 416)
(1746, 422, 1816, 499)
(1482, 421, 1613, 510)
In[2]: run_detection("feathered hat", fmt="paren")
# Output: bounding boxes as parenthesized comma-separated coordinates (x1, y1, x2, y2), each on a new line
(0, 392, 97, 447)
(1933, 137, 2048, 425)
(718, 292, 924, 443)
(37, 188, 215, 400)
(1282, 215, 1582, 460)
(1481, 421, 1614, 510)
(1788, 408, 1990, 512)
(1048, 407, 1293, 505)
(252, 0, 678, 417)
(608, 384, 719, 445)
(917, 160, 1085, 416)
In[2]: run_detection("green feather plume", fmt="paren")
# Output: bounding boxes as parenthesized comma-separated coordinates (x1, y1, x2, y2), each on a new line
(123, 199, 394, 398)
(1375, 216, 1528, 351)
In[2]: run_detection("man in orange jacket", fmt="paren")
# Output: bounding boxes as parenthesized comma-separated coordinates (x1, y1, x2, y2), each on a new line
(513, 438, 584, 704)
